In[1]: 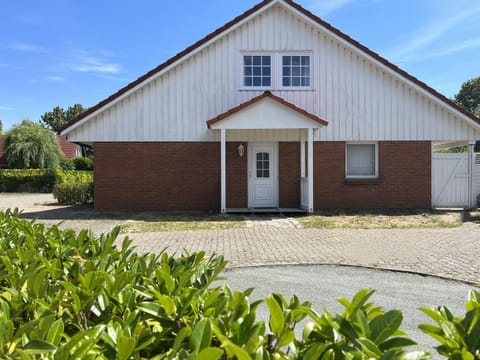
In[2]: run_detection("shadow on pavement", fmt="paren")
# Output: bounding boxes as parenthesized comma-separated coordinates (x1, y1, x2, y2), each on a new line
(18, 205, 131, 221)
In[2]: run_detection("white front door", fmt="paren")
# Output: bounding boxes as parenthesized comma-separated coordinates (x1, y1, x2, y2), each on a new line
(248, 143, 278, 208)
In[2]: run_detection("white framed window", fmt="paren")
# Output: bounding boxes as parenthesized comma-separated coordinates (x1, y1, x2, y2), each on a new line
(243, 55, 272, 88)
(346, 142, 378, 179)
(241, 52, 312, 90)
(282, 55, 310, 87)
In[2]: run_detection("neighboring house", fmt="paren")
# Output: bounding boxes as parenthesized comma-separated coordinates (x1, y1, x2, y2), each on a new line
(0, 135, 80, 168)
(58, 135, 82, 159)
(60, 0, 480, 213)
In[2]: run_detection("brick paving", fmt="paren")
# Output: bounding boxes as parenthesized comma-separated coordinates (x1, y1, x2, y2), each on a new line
(3, 194, 480, 285)
(124, 223, 480, 285)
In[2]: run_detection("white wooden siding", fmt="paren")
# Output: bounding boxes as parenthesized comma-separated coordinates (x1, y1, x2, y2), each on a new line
(66, 2, 480, 143)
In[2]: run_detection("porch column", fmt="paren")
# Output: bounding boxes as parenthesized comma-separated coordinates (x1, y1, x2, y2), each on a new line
(307, 127, 314, 213)
(220, 129, 226, 213)
(468, 141, 475, 209)
(300, 136, 306, 178)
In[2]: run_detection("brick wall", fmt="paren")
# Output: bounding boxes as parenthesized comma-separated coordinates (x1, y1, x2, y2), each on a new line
(279, 142, 300, 208)
(94, 141, 431, 211)
(314, 141, 431, 209)
(226, 142, 248, 208)
(94, 142, 220, 211)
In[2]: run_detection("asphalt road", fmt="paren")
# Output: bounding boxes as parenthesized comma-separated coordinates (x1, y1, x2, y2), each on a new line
(222, 265, 477, 355)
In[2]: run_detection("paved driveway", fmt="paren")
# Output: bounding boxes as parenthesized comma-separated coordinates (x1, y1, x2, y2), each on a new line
(3, 193, 480, 284)
(224, 265, 475, 353)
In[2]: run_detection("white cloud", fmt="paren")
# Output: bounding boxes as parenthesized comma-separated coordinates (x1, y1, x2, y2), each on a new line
(0, 106, 14, 111)
(67, 50, 122, 74)
(419, 38, 480, 60)
(302, 0, 358, 16)
(8, 41, 47, 53)
(385, 5, 480, 63)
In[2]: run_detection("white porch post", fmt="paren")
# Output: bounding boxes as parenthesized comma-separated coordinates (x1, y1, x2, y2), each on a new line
(307, 127, 314, 213)
(300, 136, 306, 178)
(220, 129, 226, 213)
(467, 141, 475, 209)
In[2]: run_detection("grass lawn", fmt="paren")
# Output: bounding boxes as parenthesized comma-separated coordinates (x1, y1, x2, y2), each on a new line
(117, 210, 466, 233)
(120, 212, 245, 233)
(297, 210, 463, 229)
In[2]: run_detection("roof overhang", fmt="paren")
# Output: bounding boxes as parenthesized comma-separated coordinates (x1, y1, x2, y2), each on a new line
(207, 91, 328, 130)
(432, 141, 476, 150)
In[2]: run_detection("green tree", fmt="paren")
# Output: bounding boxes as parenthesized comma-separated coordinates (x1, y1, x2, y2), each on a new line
(40, 103, 86, 133)
(4, 120, 62, 169)
(453, 76, 480, 152)
(454, 76, 480, 117)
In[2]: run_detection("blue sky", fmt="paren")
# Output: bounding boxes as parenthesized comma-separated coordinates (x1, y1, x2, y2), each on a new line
(1, 0, 479, 130)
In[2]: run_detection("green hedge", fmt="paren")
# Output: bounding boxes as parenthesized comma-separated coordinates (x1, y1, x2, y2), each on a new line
(0, 169, 93, 193)
(73, 157, 94, 170)
(53, 182, 93, 205)
(0, 210, 478, 359)
(0, 169, 57, 192)
(59, 158, 75, 170)
(59, 157, 94, 171)
(55, 170, 93, 184)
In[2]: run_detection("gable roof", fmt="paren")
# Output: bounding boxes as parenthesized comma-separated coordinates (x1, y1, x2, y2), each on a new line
(60, 0, 480, 134)
(207, 91, 329, 128)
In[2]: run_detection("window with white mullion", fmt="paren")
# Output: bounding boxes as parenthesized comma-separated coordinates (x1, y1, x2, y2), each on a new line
(346, 143, 378, 178)
(243, 55, 271, 88)
(282, 55, 310, 87)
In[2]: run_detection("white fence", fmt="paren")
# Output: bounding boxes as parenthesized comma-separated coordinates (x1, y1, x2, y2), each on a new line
(432, 153, 479, 209)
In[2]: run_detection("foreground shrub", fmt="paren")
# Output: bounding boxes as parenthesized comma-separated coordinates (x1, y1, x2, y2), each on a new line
(53, 181, 93, 205)
(0, 210, 477, 359)
(420, 290, 480, 359)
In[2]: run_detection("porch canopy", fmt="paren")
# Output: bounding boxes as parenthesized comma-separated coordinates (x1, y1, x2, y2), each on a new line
(206, 91, 328, 213)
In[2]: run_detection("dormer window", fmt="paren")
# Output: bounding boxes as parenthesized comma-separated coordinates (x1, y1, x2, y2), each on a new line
(243, 55, 271, 87)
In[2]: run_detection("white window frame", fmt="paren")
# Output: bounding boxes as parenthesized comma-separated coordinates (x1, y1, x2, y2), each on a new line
(279, 52, 313, 90)
(345, 142, 379, 179)
(240, 51, 313, 91)
(241, 53, 273, 90)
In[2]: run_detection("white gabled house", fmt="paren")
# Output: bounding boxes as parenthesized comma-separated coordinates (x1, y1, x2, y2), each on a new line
(61, 0, 480, 212)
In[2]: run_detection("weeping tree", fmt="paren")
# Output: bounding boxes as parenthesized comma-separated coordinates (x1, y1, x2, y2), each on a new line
(4, 120, 62, 169)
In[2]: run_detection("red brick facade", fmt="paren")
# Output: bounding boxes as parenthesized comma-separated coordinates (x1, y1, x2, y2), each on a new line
(279, 142, 301, 208)
(94, 142, 220, 211)
(314, 141, 431, 209)
(226, 142, 248, 208)
(94, 141, 431, 211)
